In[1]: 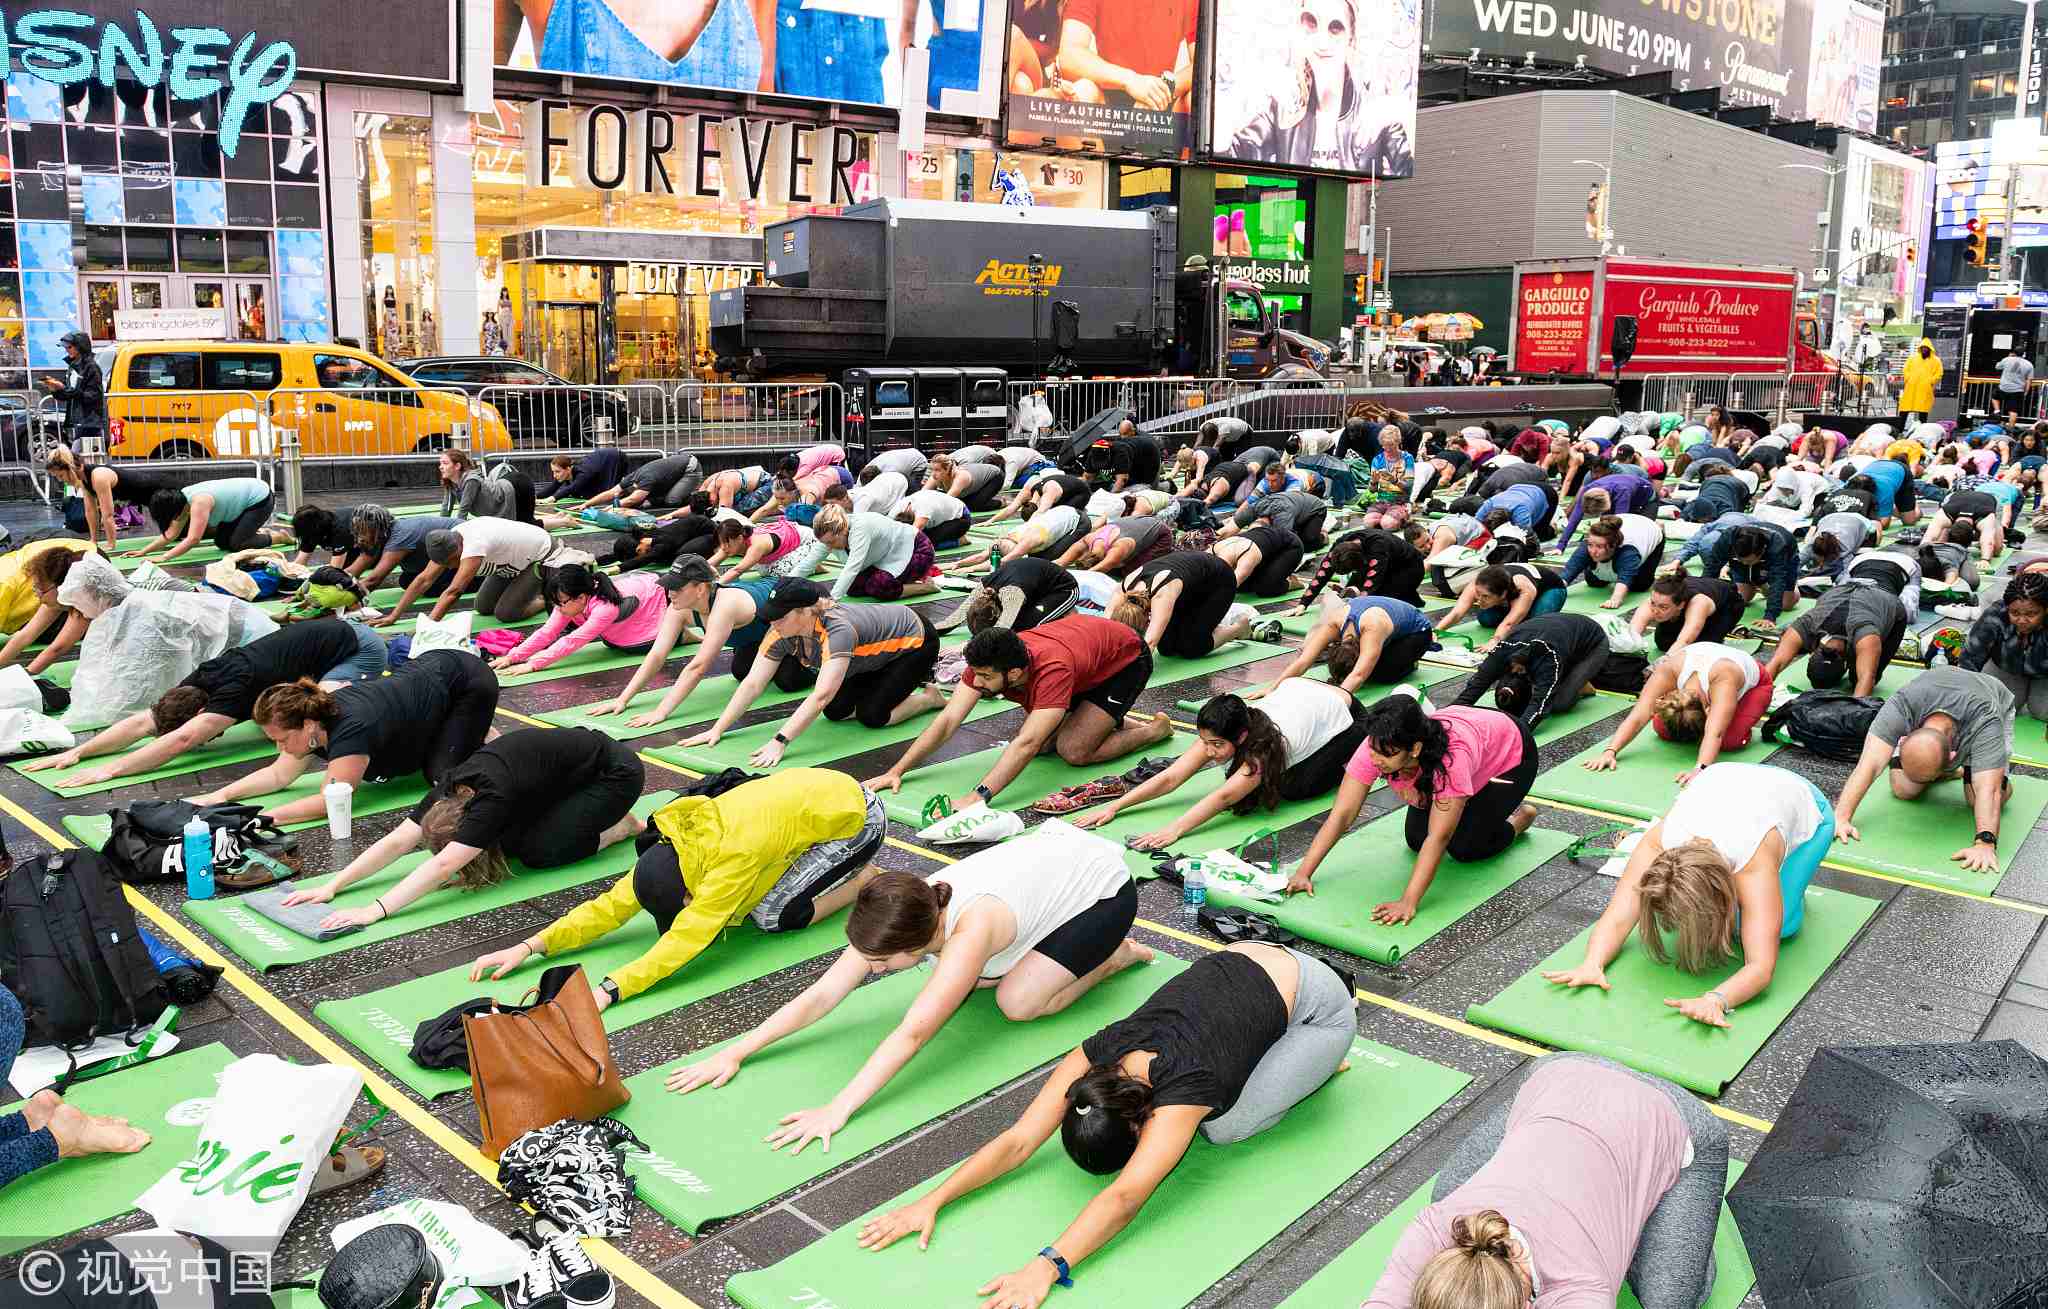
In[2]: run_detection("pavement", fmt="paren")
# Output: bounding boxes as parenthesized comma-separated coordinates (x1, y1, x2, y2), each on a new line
(2, 489, 2044, 1309)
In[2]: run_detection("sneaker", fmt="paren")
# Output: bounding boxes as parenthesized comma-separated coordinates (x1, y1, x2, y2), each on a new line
(506, 1233, 564, 1309)
(1936, 602, 1981, 621)
(1251, 619, 1286, 642)
(535, 1224, 615, 1309)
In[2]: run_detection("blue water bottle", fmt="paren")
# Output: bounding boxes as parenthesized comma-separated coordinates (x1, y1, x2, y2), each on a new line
(182, 816, 214, 901)
(1181, 858, 1207, 921)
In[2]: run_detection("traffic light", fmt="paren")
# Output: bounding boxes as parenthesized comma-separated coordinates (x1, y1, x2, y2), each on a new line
(1966, 219, 1989, 267)
(1906, 241, 1917, 263)
(1354, 275, 1367, 302)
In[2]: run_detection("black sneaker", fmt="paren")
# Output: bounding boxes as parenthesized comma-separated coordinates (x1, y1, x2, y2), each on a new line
(534, 1223, 616, 1309)
(505, 1233, 565, 1309)
(1252, 619, 1286, 642)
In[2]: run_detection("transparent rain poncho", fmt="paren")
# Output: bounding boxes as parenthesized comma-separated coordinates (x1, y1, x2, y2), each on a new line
(59, 555, 279, 730)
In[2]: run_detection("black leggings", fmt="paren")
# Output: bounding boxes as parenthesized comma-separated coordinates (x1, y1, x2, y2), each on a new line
(824, 613, 941, 727)
(505, 467, 538, 526)
(1245, 540, 1305, 596)
(1366, 628, 1432, 684)
(732, 640, 820, 690)
(415, 650, 501, 785)
(1031, 880, 1138, 977)
(506, 739, 644, 869)
(213, 494, 275, 551)
(1541, 643, 1613, 727)
(1160, 578, 1238, 658)
(925, 515, 972, 546)
(1276, 700, 1370, 801)
(1403, 715, 1538, 862)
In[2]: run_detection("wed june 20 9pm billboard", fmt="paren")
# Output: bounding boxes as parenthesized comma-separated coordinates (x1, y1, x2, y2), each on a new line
(1206, 0, 1421, 177)
(1424, 0, 1881, 130)
(500, 0, 1008, 117)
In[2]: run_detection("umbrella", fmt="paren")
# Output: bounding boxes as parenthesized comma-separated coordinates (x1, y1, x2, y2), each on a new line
(1729, 1040, 2048, 1307)
(1470, 346, 1500, 356)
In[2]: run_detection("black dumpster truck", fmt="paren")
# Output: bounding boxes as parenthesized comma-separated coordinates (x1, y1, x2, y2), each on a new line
(709, 197, 1332, 382)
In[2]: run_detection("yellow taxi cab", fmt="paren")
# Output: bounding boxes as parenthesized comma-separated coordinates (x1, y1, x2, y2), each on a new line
(99, 340, 513, 459)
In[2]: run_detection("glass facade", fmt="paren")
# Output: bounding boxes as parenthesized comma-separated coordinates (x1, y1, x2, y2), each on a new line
(357, 114, 438, 358)
(2, 65, 329, 382)
(1877, 0, 2026, 152)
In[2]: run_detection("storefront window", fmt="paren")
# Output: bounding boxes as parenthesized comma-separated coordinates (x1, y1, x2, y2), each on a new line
(358, 113, 437, 358)
(972, 152, 1105, 208)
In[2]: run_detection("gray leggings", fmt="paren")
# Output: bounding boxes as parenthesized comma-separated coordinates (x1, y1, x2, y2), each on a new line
(1430, 1053, 1728, 1309)
(1200, 948, 1356, 1145)
(747, 788, 887, 932)
(474, 564, 546, 622)
(1985, 658, 2048, 721)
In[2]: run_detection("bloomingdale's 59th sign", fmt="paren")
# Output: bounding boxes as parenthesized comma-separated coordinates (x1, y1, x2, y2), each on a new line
(0, 7, 295, 156)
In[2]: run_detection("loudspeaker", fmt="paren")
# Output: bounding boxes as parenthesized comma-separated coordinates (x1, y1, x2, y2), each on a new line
(1609, 314, 1638, 369)
(1051, 300, 1081, 351)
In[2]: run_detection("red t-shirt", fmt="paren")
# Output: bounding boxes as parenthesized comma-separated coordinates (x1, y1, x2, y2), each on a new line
(1061, 0, 1194, 81)
(1009, 615, 1142, 712)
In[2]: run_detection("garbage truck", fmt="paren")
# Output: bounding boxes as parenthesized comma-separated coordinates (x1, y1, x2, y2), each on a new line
(709, 197, 1332, 382)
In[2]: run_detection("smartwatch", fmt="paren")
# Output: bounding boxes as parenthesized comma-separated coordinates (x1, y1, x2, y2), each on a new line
(973, 783, 994, 803)
(1977, 829, 1999, 848)
(600, 977, 622, 1006)
(1038, 1247, 1073, 1288)
(772, 731, 790, 746)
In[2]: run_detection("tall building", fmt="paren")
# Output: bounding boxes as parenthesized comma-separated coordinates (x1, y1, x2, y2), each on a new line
(1877, 0, 2030, 152)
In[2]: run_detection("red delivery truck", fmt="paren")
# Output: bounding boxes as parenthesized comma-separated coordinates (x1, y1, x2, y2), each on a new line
(1509, 257, 1835, 377)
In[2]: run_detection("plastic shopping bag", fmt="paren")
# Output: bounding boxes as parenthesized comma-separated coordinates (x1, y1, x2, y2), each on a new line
(0, 664, 40, 714)
(916, 802, 1025, 845)
(135, 1052, 363, 1257)
(0, 707, 75, 756)
(411, 611, 476, 655)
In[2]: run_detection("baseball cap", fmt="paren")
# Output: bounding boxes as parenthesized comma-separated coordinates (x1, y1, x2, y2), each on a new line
(424, 529, 461, 564)
(762, 578, 825, 620)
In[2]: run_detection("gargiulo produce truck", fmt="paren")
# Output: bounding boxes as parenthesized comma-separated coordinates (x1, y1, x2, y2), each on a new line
(1508, 257, 1836, 376)
(710, 197, 1332, 381)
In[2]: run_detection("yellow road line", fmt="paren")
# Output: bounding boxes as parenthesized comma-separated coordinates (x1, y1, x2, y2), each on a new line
(0, 790, 705, 1309)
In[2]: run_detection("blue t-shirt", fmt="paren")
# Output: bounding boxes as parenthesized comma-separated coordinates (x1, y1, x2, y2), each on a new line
(1371, 451, 1413, 473)
(1478, 482, 1548, 530)
(1862, 459, 1908, 513)
(186, 477, 272, 522)
(387, 515, 458, 556)
(1986, 480, 2022, 510)
(1345, 596, 1432, 639)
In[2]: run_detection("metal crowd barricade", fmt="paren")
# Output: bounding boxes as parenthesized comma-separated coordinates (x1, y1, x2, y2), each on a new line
(627, 379, 840, 455)
(1955, 378, 2045, 421)
(1008, 376, 1233, 435)
(25, 390, 272, 505)
(472, 381, 675, 455)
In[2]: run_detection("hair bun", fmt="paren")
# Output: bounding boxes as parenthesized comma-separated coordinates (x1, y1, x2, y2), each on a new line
(1450, 1209, 1515, 1258)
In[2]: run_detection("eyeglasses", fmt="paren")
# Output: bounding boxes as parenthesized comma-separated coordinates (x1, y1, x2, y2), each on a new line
(1299, 9, 1348, 37)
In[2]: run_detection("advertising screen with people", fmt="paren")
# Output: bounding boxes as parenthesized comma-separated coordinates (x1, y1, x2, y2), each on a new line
(498, 0, 1005, 114)
(1003, 0, 1199, 158)
(1206, 0, 1419, 177)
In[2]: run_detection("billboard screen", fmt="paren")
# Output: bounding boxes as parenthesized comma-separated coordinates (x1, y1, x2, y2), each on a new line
(1804, 0, 1883, 132)
(1003, 0, 1197, 159)
(501, 0, 1006, 115)
(1833, 139, 1931, 346)
(1206, 0, 1420, 176)
(1423, 0, 1882, 125)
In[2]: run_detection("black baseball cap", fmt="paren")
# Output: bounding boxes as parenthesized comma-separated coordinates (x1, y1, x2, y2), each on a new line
(762, 578, 825, 620)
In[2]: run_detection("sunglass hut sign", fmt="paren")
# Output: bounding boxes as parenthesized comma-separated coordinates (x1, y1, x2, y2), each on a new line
(0, 8, 294, 157)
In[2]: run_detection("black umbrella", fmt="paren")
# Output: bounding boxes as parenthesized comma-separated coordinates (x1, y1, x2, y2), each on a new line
(1730, 1040, 2048, 1307)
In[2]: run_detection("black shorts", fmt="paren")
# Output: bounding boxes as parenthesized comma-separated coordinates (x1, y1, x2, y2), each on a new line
(1028, 880, 1137, 978)
(1075, 647, 1152, 726)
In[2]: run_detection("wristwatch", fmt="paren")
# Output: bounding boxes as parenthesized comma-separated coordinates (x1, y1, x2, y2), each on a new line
(1037, 1247, 1074, 1288)
(772, 731, 789, 745)
(973, 783, 994, 803)
(600, 977, 622, 1006)
(1977, 829, 1999, 848)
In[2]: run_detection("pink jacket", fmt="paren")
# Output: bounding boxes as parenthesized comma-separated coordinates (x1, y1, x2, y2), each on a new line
(508, 571, 670, 670)
(794, 444, 846, 480)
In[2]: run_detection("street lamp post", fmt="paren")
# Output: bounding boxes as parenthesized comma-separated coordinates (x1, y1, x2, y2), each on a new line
(1573, 159, 1616, 253)
(1028, 252, 1044, 379)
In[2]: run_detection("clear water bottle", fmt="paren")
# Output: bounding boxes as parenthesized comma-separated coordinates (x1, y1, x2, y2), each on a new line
(182, 816, 214, 901)
(1181, 859, 1207, 921)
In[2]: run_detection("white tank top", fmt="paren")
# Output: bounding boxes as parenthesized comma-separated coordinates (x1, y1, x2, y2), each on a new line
(1677, 641, 1760, 697)
(938, 821, 1130, 979)
(1662, 763, 1822, 869)
(1256, 678, 1359, 767)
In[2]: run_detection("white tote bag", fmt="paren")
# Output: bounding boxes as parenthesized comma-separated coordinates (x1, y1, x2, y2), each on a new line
(0, 663, 40, 713)
(135, 1053, 363, 1257)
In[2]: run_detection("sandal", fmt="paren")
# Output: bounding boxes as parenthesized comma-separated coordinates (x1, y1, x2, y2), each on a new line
(307, 1144, 387, 1196)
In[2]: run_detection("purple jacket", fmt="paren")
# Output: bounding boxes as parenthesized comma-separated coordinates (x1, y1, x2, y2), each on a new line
(1559, 472, 1655, 548)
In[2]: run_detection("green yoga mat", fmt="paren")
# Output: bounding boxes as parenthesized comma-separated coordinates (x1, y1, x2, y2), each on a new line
(619, 955, 1183, 1233)
(315, 910, 851, 1099)
(1275, 1163, 1754, 1309)
(0, 1043, 237, 1258)
(62, 772, 431, 846)
(39, 660, 75, 688)
(497, 643, 678, 687)
(1171, 664, 1465, 715)
(11, 719, 277, 796)
(1825, 772, 2048, 894)
(724, 1038, 1469, 1309)
(1208, 821, 1575, 964)
(878, 731, 1197, 827)
(537, 678, 814, 740)
(184, 791, 676, 970)
(1467, 884, 1878, 1095)
(651, 697, 1011, 776)
(1530, 732, 1775, 821)
(1530, 688, 1631, 745)
(1777, 658, 1919, 698)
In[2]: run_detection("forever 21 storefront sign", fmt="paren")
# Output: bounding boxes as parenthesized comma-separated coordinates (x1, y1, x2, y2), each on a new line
(524, 100, 869, 207)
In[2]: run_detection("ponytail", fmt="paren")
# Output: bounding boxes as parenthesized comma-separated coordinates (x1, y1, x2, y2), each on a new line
(1358, 695, 1451, 799)
(1195, 694, 1290, 813)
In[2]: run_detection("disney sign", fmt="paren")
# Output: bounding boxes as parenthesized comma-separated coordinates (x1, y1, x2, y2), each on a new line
(0, 7, 295, 157)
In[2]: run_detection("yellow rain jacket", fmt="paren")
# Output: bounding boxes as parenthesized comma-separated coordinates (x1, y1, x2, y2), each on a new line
(534, 768, 867, 999)
(1900, 338, 1942, 414)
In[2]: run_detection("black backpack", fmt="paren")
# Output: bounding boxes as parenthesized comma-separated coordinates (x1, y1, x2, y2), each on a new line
(1761, 691, 1884, 763)
(101, 800, 285, 885)
(0, 849, 167, 1057)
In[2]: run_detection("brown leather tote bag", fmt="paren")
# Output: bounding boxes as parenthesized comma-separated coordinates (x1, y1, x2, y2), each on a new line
(463, 964, 628, 1159)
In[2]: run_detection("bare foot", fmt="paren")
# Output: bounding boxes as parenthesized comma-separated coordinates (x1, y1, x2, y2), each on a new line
(20, 1089, 60, 1133)
(598, 810, 647, 848)
(48, 1103, 150, 1159)
(1104, 938, 1155, 976)
(1510, 803, 1539, 835)
(1143, 711, 1174, 744)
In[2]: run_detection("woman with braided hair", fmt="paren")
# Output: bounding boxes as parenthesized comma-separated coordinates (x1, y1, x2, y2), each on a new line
(1958, 566, 2048, 719)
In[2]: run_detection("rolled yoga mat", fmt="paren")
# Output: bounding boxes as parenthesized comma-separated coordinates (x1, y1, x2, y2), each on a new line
(0, 1043, 237, 1258)
(1274, 1162, 1754, 1309)
(617, 955, 1183, 1233)
(1207, 818, 1575, 965)
(723, 1036, 1470, 1309)
(182, 791, 677, 970)
(1822, 772, 2048, 895)
(315, 910, 851, 1099)
(1466, 884, 1879, 1095)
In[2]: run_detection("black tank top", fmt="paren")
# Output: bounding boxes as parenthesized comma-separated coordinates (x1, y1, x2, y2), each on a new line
(1656, 576, 1742, 650)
